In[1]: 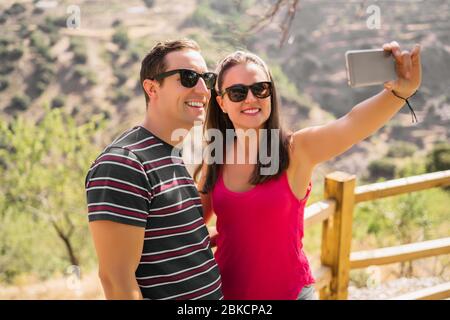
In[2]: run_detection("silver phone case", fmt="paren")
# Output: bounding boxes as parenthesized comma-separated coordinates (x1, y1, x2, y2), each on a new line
(345, 49, 397, 88)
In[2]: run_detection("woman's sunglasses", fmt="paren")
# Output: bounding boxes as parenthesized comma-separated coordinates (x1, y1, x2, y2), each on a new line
(221, 81, 272, 102)
(152, 69, 217, 90)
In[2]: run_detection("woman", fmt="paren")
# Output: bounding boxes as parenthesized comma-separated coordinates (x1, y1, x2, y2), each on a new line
(195, 41, 421, 300)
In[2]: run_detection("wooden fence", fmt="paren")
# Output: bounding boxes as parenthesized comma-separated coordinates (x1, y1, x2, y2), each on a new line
(306, 169, 450, 300)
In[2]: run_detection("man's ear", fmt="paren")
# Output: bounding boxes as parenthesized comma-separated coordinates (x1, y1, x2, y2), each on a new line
(143, 79, 159, 101)
(216, 94, 227, 113)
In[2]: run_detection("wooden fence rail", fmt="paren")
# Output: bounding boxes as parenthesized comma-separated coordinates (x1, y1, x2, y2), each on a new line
(316, 169, 450, 300)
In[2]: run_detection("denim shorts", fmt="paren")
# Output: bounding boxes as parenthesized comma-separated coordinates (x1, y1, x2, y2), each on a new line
(297, 285, 318, 300)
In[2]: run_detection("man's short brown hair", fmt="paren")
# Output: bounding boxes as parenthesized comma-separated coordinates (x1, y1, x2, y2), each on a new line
(140, 39, 201, 107)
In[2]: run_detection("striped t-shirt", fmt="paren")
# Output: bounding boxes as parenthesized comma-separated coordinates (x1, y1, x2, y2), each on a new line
(85, 125, 223, 300)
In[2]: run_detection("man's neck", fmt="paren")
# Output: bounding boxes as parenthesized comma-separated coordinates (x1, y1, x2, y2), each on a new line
(141, 113, 189, 148)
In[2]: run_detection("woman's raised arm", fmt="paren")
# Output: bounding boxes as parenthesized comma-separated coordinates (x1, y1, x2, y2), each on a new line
(292, 41, 422, 166)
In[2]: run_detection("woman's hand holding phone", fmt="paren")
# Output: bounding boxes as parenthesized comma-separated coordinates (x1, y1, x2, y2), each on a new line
(382, 41, 422, 98)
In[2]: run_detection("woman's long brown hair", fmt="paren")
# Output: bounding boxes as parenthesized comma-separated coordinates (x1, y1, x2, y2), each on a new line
(194, 51, 291, 194)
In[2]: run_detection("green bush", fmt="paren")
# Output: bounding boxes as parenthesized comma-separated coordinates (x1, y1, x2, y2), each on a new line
(0, 64, 14, 75)
(70, 38, 87, 64)
(73, 66, 97, 85)
(39, 17, 58, 34)
(396, 158, 426, 178)
(73, 66, 85, 79)
(0, 78, 9, 91)
(386, 141, 418, 158)
(46, 16, 67, 29)
(69, 37, 84, 50)
(368, 158, 397, 181)
(112, 26, 129, 50)
(18, 23, 32, 38)
(9, 47, 24, 60)
(73, 49, 87, 64)
(111, 19, 122, 28)
(0, 36, 11, 47)
(114, 69, 128, 86)
(0, 45, 22, 61)
(35, 81, 48, 96)
(32, 7, 44, 15)
(54, 17, 67, 28)
(9, 95, 30, 112)
(30, 31, 54, 62)
(143, 0, 155, 8)
(112, 89, 131, 104)
(0, 48, 8, 60)
(36, 61, 54, 75)
(32, 60, 55, 95)
(5, 3, 26, 16)
(51, 96, 66, 109)
(426, 141, 450, 172)
(37, 45, 53, 62)
(128, 47, 141, 62)
(37, 69, 54, 85)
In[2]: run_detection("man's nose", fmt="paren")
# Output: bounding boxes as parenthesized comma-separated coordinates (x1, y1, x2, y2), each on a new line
(194, 77, 209, 95)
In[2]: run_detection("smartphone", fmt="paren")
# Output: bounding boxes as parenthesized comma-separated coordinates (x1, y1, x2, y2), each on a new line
(345, 49, 397, 88)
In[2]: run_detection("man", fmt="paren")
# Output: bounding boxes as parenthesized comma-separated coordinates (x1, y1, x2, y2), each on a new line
(85, 39, 223, 300)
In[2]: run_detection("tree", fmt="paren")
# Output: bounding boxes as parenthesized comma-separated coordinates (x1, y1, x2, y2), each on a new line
(246, 0, 300, 46)
(0, 106, 106, 281)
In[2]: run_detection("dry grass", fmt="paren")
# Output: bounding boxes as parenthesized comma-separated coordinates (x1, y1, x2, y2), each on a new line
(0, 270, 104, 300)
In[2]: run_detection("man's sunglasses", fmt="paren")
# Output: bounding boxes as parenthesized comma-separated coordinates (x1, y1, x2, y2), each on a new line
(152, 69, 217, 90)
(221, 81, 272, 102)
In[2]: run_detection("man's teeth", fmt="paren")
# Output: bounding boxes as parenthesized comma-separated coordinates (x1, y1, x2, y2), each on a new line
(242, 108, 260, 114)
(186, 101, 204, 108)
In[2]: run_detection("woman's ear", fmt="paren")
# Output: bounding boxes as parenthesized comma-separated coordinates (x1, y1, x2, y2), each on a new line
(143, 79, 159, 101)
(216, 94, 227, 114)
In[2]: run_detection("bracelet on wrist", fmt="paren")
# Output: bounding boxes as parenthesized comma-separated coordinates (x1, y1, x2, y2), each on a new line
(391, 90, 419, 123)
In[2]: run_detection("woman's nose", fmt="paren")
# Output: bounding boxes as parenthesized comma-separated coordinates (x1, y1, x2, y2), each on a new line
(244, 89, 257, 103)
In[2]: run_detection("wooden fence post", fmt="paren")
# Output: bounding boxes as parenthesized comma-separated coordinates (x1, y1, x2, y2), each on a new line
(320, 171, 356, 300)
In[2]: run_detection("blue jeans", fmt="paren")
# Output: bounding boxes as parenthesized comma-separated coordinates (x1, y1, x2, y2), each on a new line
(297, 285, 318, 300)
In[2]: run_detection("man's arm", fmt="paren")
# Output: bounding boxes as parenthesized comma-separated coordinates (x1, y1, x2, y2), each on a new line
(196, 163, 217, 246)
(197, 163, 215, 224)
(292, 41, 421, 166)
(85, 147, 151, 300)
(199, 190, 218, 247)
(89, 220, 144, 300)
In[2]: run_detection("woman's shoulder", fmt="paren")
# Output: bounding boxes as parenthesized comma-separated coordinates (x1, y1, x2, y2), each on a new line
(287, 129, 314, 169)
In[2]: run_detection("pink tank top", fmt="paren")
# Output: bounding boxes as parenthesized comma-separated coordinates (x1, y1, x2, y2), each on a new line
(212, 169, 315, 300)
